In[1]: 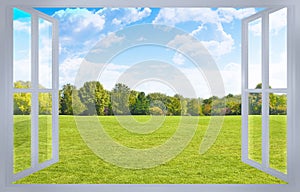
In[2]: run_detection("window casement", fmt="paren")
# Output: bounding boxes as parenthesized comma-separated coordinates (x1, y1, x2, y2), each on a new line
(8, 7, 59, 183)
(242, 7, 289, 182)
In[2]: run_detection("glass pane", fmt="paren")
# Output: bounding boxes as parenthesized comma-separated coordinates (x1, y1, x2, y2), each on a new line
(269, 93, 287, 173)
(248, 92, 262, 163)
(38, 93, 53, 163)
(13, 93, 31, 173)
(248, 18, 262, 89)
(13, 8, 31, 88)
(39, 18, 52, 89)
(269, 8, 287, 89)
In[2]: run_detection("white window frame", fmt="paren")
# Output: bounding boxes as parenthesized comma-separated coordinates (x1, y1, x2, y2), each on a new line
(242, 7, 289, 182)
(0, 1, 299, 192)
(9, 7, 59, 182)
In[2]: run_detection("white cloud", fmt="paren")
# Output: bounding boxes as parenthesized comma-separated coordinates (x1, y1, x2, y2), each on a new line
(13, 59, 31, 82)
(201, 24, 234, 57)
(153, 8, 218, 26)
(220, 63, 241, 95)
(98, 63, 130, 91)
(112, 18, 122, 25)
(217, 8, 256, 22)
(191, 24, 206, 36)
(155, 8, 256, 58)
(117, 8, 151, 25)
(269, 8, 287, 35)
(153, 8, 255, 26)
(101, 8, 151, 26)
(269, 51, 287, 88)
(167, 34, 210, 58)
(248, 19, 262, 36)
(59, 57, 84, 86)
(179, 67, 212, 98)
(53, 8, 105, 33)
(101, 32, 125, 48)
(172, 52, 185, 65)
(13, 20, 30, 32)
(249, 8, 287, 36)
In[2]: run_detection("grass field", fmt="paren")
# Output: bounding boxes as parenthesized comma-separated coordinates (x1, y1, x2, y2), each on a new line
(13, 115, 287, 184)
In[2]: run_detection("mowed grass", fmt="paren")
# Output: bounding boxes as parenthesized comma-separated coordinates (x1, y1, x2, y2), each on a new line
(14, 115, 287, 184)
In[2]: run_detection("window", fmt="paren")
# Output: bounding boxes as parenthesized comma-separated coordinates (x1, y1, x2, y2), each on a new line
(242, 7, 288, 181)
(11, 7, 59, 182)
(0, 1, 299, 192)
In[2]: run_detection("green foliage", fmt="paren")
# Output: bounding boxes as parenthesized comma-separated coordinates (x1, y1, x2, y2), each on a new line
(14, 82, 286, 117)
(60, 84, 86, 115)
(187, 98, 202, 116)
(111, 83, 131, 115)
(131, 92, 150, 115)
(39, 93, 52, 115)
(14, 81, 31, 115)
(166, 96, 181, 116)
(149, 106, 164, 115)
(79, 81, 108, 115)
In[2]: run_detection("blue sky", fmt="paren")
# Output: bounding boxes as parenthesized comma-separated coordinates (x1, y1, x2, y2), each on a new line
(13, 8, 287, 98)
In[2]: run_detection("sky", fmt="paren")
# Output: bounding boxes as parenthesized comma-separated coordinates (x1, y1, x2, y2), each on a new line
(13, 7, 287, 98)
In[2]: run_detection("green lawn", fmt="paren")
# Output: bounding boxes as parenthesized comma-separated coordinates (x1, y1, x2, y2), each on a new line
(13, 115, 287, 184)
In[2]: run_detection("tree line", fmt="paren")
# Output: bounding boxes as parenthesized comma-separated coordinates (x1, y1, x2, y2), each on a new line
(13, 81, 287, 116)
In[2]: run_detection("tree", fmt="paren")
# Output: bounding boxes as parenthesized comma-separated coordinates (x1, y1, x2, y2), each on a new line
(149, 106, 164, 115)
(14, 81, 31, 115)
(269, 93, 287, 115)
(131, 92, 149, 115)
(111, 83, 131, 115)
(187, 98, 202, 116)
(224, 94, 241, 115)
(202, 97, 212, 116)
(129, 90, 138, 114)
(79, 81, 108, 115)
(60, 84, 86, 115)
(166, 96, 181, 116)
(39, 93, 52, 115)
(147, 92, 168, 114)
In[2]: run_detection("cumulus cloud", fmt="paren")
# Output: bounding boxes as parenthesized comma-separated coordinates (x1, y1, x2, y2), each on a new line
(100, 32, 125, 48)
(153, 8, 219, 26)
(108, 8, 152, 26)
(201, 24, 234, 57)
(172, 52, 186, 65)
(217, 8, 256, 22)
(53, 8, 105, 33)
(154, 8, 256, 58)
(190, 24, 206, 36)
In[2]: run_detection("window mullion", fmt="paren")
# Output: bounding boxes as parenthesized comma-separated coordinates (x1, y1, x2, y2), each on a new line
(261, 12, 270, 169)
(31, 13, 39, 168)
(241, 18, 249, 163)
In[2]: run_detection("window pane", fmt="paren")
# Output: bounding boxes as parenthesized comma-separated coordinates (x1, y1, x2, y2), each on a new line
(39, 18, 52, 89)
(13, 93, 31, 173)
(38, 93, 53, 163)
(269, 93, 287, 173)
(269, 8, 287, 89)
(13, 8, 31, 88)
(248, 93, 262, 163)
(248, 18, 262, 89)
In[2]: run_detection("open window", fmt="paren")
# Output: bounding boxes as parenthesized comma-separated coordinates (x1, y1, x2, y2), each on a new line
(242, 7, 289, 181)
(11, 7, 59, 182)
(0, 1, 298, 192)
